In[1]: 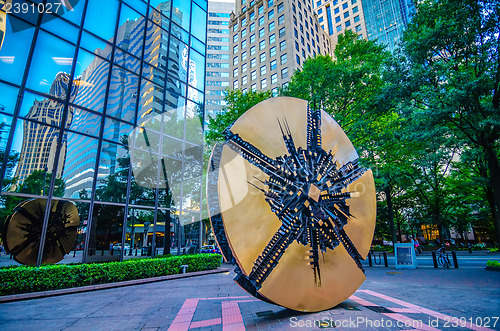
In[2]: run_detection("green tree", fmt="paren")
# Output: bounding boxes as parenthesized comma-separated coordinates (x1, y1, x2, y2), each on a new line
(400, 0, 500, 243)
(205, 89, 272, 146)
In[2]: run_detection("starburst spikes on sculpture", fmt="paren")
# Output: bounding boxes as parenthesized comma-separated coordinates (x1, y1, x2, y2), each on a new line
(223, 105, 367, 292)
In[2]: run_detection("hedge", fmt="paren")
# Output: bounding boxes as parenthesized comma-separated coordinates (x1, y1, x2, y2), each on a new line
(0, 254, 221, 296)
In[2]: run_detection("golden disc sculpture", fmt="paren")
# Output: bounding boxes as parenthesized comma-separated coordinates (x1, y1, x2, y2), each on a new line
(3, 198, 80, 265)
(207, 97, 376, 312)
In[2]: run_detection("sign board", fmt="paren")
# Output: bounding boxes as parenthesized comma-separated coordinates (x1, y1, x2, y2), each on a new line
(394, 243, 417, 269)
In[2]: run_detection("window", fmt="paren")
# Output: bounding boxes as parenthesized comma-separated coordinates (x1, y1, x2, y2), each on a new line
(295, 41, 299, 51)
(335, 16, 341, 23)
(270, 46, 276, 57)
(233, 56, 238, 65)
(292, 3, 296, 13)
(250, 45, 256, 55)
(316, 0, 322, 6)
(259, 16, 264, 26)
(249, 11, 255, 20)
(355, 24, 361, 32)
(269, 21, 275, 31)
(280, 53, 287, 64)
(352, 0, 357, 3)
(268, 9, 274, 19)
(242, 17, 247, 26)
(251, 70, 257, 80)
(271, 73, 278, 84)
(233, 34, 238, 43)
(354, 15, 360, 23)
(250, 34, 256, 43)
(319, 17, 324, 23)
(233, 68, 239, 77)
(233, 23, 238, 32)
(345, 20, 351, 27)
(242, 51, 247, 60)
(242, 39, 247, 48)
(344, 11, 349, 19)
(342, 3, 348, 9)
(242, 63, 248, 72)
(261, 78, 267, 89)
(302, 49, 306, 58)
(279, 27, 285, 37)
(260, 52, 266, 62)
(260, 40, 266, 50)
(241, 28, 247, 38)
(242, 75, 248, 85)
(251, 83, 257, 92)
(260, 65, 267, 75)
(242, 88, 248, 94)
(294, 28, 298, 38)
(270, 59, 277, 70)
(279, 14, 285, 25)
(278, 2, 284, 12)
(269, 33, 276, 44)
(353, 6, 358, 13)
(334, 7, 339, 14)
(318, 8, 323, 14)
(259, 27, 265, 38)
(233, 45, 239, 53)
(281, 67, 288, 79)
(336, 25, 342, 32)
(233, 80, 239, 89)
(250, 22, 255, 32)
(258, 5, 264, 14)
(280, 40, 286, 50)
(268, 0, 273, 6)
(251, 58, 257, 67)
(296, 55, 300, 65)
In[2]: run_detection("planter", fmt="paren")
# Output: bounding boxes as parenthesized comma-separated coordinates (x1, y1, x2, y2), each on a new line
(485, 266, 500, 272)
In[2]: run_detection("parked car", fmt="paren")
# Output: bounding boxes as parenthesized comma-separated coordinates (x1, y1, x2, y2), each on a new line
(200, 245, 221, 254)
(113, 243, 131, 251)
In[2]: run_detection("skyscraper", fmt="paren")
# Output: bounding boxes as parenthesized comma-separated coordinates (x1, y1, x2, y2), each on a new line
(230, 0, 332, 94)
(14, 72, 78, 184)
(361, 0, 415, 52)
(205, 0, 234, 120)
(314, 0, 368, 46)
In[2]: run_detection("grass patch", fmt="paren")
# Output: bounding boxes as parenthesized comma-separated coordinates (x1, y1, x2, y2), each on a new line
(0, 254, 221, 296)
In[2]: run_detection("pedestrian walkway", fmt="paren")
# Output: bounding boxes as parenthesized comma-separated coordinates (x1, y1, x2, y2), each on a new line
(0, 265, 499, 330)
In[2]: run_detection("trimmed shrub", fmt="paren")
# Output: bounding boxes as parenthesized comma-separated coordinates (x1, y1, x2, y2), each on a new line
(486, 260, 500, 268)
(0, 254, 221, 296)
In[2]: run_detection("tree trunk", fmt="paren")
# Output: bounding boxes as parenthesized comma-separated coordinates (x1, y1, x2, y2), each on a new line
(486, 147, 500, 245)
(384, 186, 397, 244)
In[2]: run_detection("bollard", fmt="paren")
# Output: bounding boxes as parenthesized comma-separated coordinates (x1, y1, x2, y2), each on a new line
(111, 249, 113, 256)
(451, 251, 459, 268)
(156, 249, 158, 256)
(135, 248, 138, 256)
(101, 249, 104, 256)
(432, 251, 438, 268)
(468, 244, 472, 254)
(10, 254, 12, 260)
(383, 251, 388, 267)
(368, 252, 372, 267)
(180, 264, 189, 274)
(73, 250, 76, 257)
(129, 248, 132, 256)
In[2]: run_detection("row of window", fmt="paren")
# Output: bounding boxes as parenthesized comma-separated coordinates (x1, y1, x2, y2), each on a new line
(233, 66, 288, 90)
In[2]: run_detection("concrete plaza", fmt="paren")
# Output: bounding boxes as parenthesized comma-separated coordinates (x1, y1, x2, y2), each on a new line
(0, 260, 499, 331)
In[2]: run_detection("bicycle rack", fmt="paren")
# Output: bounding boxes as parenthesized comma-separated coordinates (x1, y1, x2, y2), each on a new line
(432, 250, 459, 268)
(367, 251, 388, 267)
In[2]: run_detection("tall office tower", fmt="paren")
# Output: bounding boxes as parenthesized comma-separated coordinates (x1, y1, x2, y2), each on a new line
(14, 73, 78, 184)
(230, 0, 332, 94)
(361, 0, 415, 52)
(205, 0, 234, 121)
(314, 0, 368, 46)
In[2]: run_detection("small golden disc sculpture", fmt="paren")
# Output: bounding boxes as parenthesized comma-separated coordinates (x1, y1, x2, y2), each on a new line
(207, 97, 376, 312)
(3, 198, 80, 265)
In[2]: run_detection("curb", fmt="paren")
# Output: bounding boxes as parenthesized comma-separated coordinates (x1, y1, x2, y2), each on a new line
(0, 267, 230, 304)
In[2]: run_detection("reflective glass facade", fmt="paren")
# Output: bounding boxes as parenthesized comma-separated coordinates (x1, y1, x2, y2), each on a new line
(0, 0, 207, 265)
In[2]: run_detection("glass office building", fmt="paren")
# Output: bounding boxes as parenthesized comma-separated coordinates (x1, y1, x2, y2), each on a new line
(0, 0, 207, 265)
